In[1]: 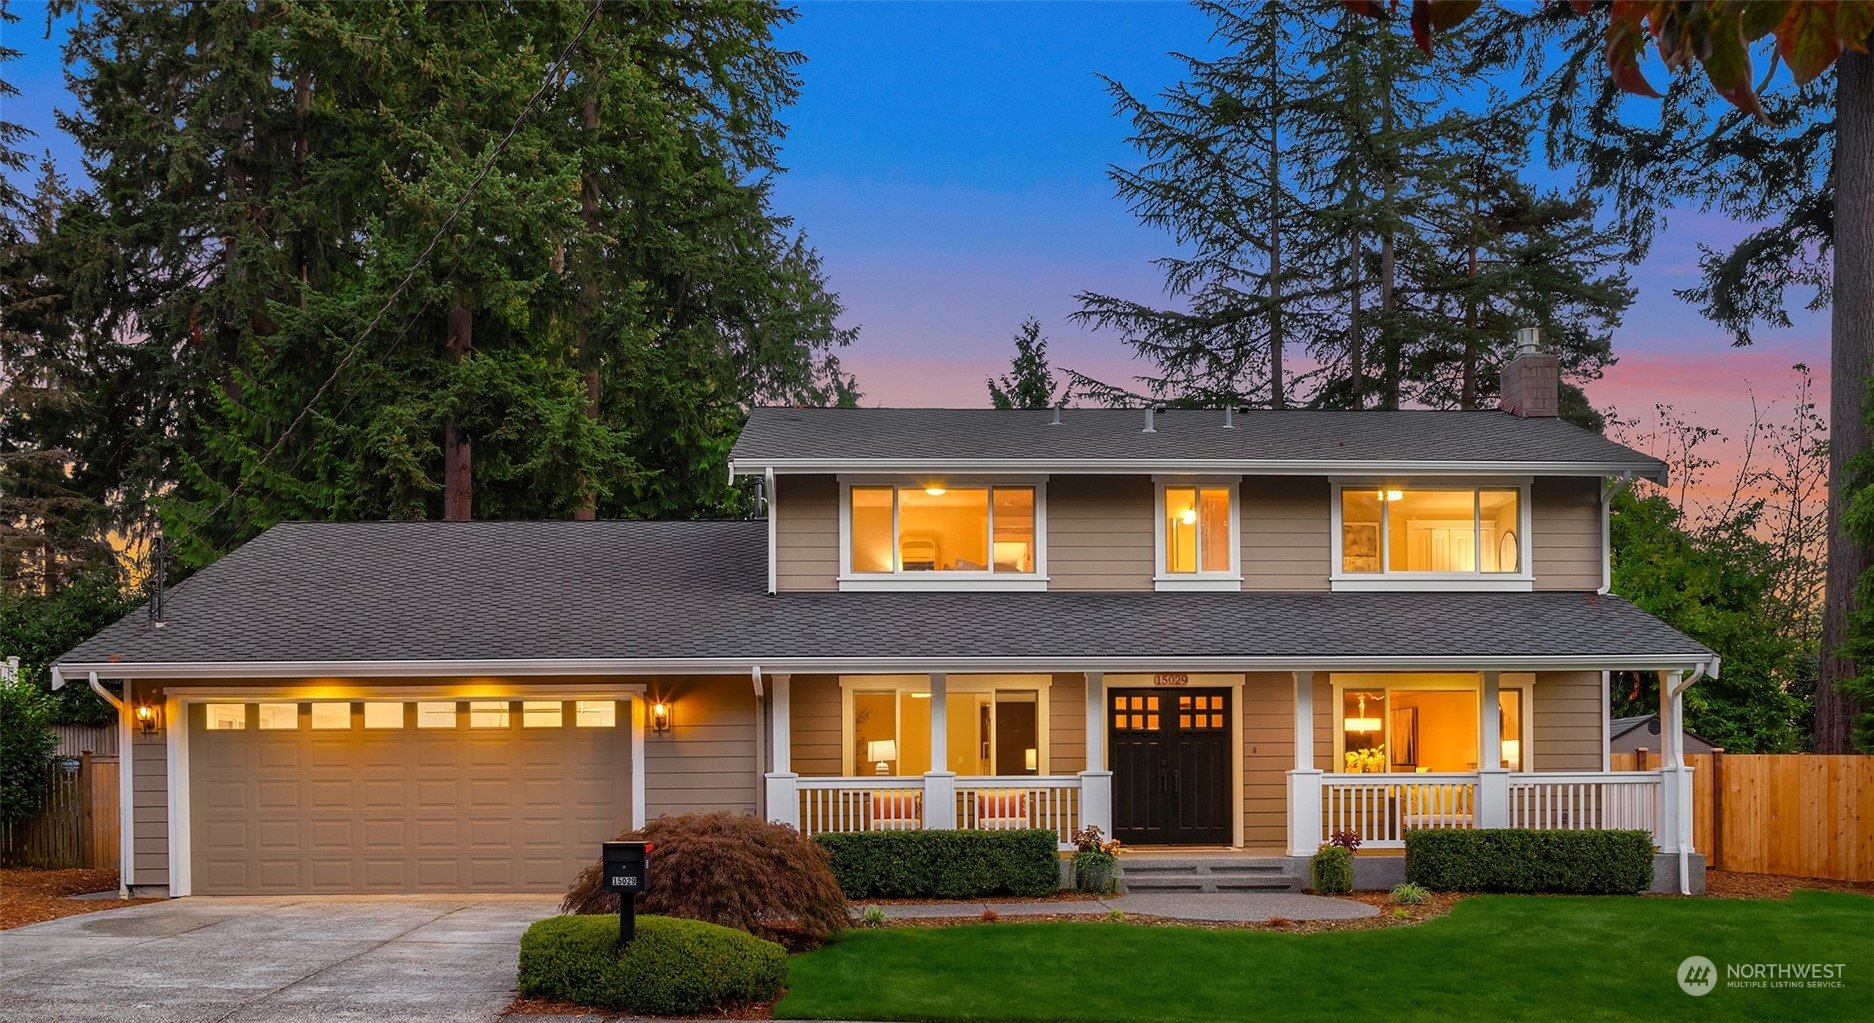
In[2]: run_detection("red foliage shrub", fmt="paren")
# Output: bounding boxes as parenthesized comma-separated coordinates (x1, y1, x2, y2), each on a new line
(563, 812, 848, 950)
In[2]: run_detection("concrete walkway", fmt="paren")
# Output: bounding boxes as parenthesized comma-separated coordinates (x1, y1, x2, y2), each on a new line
(863, 892, 1377, 922)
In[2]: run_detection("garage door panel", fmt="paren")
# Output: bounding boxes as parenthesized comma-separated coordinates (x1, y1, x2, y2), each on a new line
(192, 697, 632, 895)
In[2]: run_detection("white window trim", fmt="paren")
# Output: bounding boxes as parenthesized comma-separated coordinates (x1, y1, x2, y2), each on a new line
(1328, 672, 1536, 774)
(836, 675, 1052, 777)
(1152, 475, 1242, 590)
(836, 476, 1048, 591)
(1329, 478, 1534, 592)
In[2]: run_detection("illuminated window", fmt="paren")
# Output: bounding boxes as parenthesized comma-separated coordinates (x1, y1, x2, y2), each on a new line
(574, 701, 616, 727)
(846, 484, 1038, 576)
(362, 702, 404, 729)
(416, 702, 458, 729)
(310, 703, 352, 730)
(469, 701, 511, 728)
(1335, 681, 1531, 773)
(256, 703, 299, 730)
(848, 684, 1045, 776)
(1154, 482, 1236, 583)
(522, 701, 563, 728)
(1339, 486, 1523, 576)
(204, 704, 246, 730)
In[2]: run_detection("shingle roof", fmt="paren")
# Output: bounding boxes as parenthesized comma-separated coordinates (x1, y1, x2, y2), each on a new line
(729, 407, 1667, 476)
(57, 521, 1710, 672)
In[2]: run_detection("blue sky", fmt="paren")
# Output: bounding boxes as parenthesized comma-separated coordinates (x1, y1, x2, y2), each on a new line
(4, 0, 1829, 443)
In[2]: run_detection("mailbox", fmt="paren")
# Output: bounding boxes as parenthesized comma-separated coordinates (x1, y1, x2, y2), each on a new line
(602, 841, 651, 893)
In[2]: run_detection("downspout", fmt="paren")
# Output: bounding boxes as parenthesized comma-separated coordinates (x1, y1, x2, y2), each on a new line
(751, 667, 765, 818)
(765, 467, 777, 596)
(1599, 472, 1635, 595)
(1668, 658, 1716, 895)
(86, 672, 131, 899)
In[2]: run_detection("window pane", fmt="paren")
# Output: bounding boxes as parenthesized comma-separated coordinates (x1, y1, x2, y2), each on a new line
(1341, 689, 1385, 772)
(899, 487, 988, 571)
(1480, 488, 1521, 573)
(256, 703, 298, 730)
(945, 692, 988, 774)
(991, 488, 1036, 573)
(1341, 490, 1382, 573)
(850, 486, 894, 573)
(1498, 690, 1523, 770)
(1199, 488, 1231, 572)
(522, 701, 563, 727)
(995, 691, 1040, 776)
(469, 701, 511, 728)
(309, 703, 351, 730)
(204, 704, 246, 730)
(363, 702, 403, 729)
(1165, 487, 1198, 573)
(416, 702, 458, 729)
(1391, 690, 1479, 772)
(853, 691, 901, 775)
(1387, 490, 1477, 572)
(575, 700, 616, 727)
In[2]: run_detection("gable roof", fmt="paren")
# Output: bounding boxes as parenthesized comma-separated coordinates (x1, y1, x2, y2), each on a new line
(56, 520, 1712, 679)
(729, 407, 1667, 479)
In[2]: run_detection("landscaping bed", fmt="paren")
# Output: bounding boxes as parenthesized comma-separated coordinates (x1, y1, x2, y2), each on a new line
(1702, 869, 1874, 900)
(0, 869, 158, 930)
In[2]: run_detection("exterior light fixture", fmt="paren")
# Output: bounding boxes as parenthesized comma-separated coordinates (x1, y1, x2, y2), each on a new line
(134, 703, 162, 736)
(650, 702, 672, 733)
(924, 485, 947, 496)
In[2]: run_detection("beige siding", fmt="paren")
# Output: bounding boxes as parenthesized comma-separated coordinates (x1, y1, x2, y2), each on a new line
(1532, 476, 1602, 591)
(644, 676, 758, 818)
(1241, 672, 1296, 849)
(789, 675, 843, 777)
(1048, 475, 1154, 591)
(1048, 674, 1086, 775)
(775, 474, 839, 592)
(1312, 675, 1335, 772)
(1241, 477, 1331, 591)
(1534, 670, 1604, 771)
(131, 682, 168, 886)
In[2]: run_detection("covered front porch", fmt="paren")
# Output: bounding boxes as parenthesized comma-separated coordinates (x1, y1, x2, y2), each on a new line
(758, 665, 1707, 864)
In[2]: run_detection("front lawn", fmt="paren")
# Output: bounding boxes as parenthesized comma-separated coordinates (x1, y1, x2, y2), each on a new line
(777, 893, 1874, 1022)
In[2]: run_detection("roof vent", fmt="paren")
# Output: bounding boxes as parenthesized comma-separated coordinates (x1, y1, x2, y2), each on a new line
(1223, 406, 1235, 429)
(1049, 406, 1061, 427)
(1142, 407, 1156, 433)
(1515, 326, 1541, 356)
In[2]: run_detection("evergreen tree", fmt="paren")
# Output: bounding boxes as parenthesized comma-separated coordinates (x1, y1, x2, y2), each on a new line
(987, 317, 1061, 410)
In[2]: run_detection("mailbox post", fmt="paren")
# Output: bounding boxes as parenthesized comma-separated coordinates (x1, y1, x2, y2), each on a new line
(601, 841, 652, 948)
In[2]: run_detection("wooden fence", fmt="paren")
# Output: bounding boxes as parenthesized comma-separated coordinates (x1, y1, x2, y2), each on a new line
(0, 754, 119, 870)
(1614, 751, 1874, 882)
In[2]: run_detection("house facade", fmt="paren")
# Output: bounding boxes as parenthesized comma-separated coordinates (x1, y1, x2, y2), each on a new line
(53, 346, 1715, 897)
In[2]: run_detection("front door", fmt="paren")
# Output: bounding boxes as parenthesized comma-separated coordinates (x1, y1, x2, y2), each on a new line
(1110, 688, 1232, 846)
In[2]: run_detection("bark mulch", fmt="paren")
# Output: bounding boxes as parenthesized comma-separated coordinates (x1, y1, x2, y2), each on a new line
(501, 996, 774, 1020)
(1703, 869, 1874, 900)
(0, 868, 160, 931)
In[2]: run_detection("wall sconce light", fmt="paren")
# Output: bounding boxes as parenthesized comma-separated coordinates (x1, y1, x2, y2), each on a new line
(134, 703, 162, 736)
(650, 702, 672, 734)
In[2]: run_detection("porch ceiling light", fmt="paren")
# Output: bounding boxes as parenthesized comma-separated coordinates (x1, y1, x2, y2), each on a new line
(924, 485, 947, 496)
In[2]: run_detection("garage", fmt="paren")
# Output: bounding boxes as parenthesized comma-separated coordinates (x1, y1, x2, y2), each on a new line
(186, 697, 633, 894)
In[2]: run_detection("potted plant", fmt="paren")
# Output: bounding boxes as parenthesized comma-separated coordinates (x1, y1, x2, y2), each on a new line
(1071, 825, 1123, 894)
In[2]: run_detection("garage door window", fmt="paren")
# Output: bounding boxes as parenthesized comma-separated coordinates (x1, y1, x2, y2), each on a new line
(363, 702, 404, 729)
(204, 704, 246, 730)
(522, 701, 562, 727)
(310, 703, 351, 730)
(469, 701, 511, 728)
(416, 702, 458, 729)
(575, 701, 615, 727)
(256, 703, 298, 730)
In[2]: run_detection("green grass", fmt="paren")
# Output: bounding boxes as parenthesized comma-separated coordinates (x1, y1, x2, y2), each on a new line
(776, 893, 1874, 1022)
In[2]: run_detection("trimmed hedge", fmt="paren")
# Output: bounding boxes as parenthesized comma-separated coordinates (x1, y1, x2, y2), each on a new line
(518, 914, 786, 1015)
(1404, 829, 1655, 894)
(1310, 846, 1353, 894)
(814, 829, 1061, 898)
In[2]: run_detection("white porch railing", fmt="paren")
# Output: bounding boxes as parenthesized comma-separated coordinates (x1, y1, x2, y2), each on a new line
(786, 775, 1082, 849)
(1321, 773, 1479, 849)
(1509, 771, 1661, 835)
(1308, 771, 1669, 851)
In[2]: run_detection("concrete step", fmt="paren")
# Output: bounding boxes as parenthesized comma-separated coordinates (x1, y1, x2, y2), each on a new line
(1116, 855, 1305, 895)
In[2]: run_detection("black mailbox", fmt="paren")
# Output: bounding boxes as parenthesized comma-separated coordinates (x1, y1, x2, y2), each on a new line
(602, 841, 651, 893)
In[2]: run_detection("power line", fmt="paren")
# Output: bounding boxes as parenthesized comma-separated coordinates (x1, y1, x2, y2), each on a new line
(195, 0, 605, 541)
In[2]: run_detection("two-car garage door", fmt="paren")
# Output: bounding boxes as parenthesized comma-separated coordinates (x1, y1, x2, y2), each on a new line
(188, 698, 632, 894)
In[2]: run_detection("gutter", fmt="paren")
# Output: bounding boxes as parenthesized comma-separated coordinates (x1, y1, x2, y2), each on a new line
(734, 457, 1670, 479)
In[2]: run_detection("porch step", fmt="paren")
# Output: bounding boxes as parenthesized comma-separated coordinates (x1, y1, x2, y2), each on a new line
(1116, 855, 1305, 894)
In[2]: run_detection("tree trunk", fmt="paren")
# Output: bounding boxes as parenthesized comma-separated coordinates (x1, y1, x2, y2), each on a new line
(443, 294, 474, 521)
(1819, 46, 1873, 753)
(1461, 165, 1481, 410)
(1349, 233, 1365, 409)
(1268, 97, 1286, 410)
(573, 86, 602, 521)
(1378, 80, 1399, 410)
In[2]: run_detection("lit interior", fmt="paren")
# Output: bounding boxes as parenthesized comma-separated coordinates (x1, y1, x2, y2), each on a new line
(1341, 486, 1521, 574)
(849, 485, 1036, 574)
(1164, 486, 1231, 573)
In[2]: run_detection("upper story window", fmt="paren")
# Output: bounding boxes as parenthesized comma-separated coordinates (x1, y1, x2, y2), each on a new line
(842, 481, 1043, 588)
(1333, 482, 1529, 589)
(1154, 478, 1240, 591)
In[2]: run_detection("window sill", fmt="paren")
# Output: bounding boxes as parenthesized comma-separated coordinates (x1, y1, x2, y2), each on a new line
(838, 575, 1049, 593)
(1152, 576, 1243, 592)
(1330, 576, 1533, 593)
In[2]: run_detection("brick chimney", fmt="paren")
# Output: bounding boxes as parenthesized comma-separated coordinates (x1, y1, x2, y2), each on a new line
(1499, 327, 1559, 418)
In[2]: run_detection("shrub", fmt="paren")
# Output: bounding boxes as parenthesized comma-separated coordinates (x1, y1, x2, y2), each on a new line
(1389, 882, 1429, 905)
(815, 829, 1061, 899)
(1073, 850, 1120, 894)
(0, 680, 57, 826)
(859, 905, 887, 929)
(562, 812, 847, 949)
(1404, 829, 1655, 894)
(1327, 830, 1362, 852)
(1310, 846, 1353, 894)
(518, 914, 785, 1015)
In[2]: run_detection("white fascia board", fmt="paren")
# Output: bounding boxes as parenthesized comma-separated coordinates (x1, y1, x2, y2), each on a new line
(57, 652, 1715, 680)
(734, 458, 1668, 481)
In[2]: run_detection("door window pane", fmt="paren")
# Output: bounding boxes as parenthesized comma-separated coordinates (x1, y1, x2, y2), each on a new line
(256, 703, 299, 730)
(1388, 490, 1477, 572)
(362, 702, 404, 729)
(1480, 488, 1521, 573)
(522, 701, 563, 727)
(416, 702, 458, 729)
(469, 701, 511, 728)
(899, 487, 988, 572)
(575, 700, 616, 727)
(204, 704, 246, 730)
(991, 488, 1036, 573)
(850, 487, 894, 573)
(1165, 487, 1198, 572)
(309, 703, 351, 730)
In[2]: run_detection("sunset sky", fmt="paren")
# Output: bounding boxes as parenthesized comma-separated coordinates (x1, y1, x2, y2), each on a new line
(5, 1, 1831, 485)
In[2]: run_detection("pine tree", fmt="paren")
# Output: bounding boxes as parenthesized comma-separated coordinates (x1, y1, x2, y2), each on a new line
(987, 317, 1061, 410)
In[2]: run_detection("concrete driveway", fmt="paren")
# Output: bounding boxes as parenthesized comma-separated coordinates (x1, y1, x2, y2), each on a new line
(0, 895, 561, 1023)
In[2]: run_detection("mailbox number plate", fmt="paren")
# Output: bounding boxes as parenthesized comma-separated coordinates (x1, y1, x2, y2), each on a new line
(610, 875, 640, 888)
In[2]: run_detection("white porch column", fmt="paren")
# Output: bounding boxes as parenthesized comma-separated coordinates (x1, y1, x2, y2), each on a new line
(763, 673, 799, 827)
(1476, 670, 1510, 828)
(1079, 671, 1113, 837)
(1655, 670, 1686, 853)
(1286, 671, 1324, 856)
(924, 672, 957, 829)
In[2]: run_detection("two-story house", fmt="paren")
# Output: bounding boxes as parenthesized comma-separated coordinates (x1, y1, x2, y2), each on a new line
(53, 344, 1714, 897)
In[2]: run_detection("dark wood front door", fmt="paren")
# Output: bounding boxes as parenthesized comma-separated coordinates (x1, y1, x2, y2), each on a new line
(1110, 688, 1232, 846)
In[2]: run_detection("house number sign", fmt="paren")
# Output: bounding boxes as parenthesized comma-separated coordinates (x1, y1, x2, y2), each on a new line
(1152, 673, 1190, 687)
